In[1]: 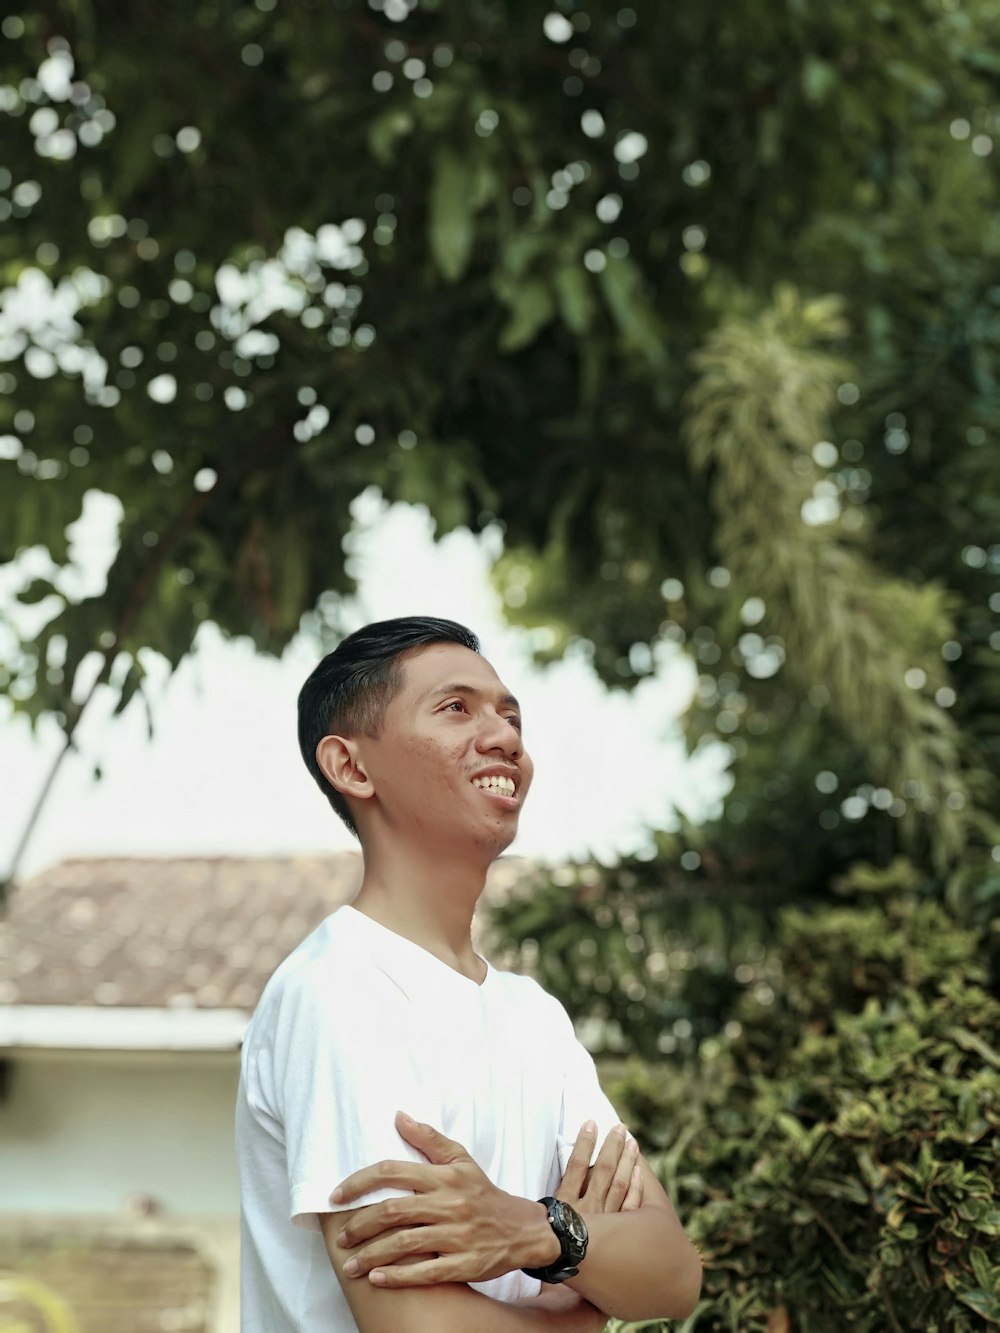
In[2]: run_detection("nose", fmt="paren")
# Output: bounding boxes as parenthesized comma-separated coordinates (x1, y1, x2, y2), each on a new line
(476, 710, 522, 759)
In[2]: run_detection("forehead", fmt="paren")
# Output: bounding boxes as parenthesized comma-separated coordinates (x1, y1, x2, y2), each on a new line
(397, 642, 510, 701)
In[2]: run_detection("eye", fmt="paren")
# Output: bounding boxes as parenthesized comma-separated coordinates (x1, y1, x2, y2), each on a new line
(506, 714, 523, 731)
(444, 699, 466, 714)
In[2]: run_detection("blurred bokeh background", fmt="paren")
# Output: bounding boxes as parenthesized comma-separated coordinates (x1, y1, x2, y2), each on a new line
(1, 1, 998, 1329)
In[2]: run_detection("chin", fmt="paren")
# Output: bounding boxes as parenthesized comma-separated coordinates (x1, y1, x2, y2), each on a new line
(475, 823, 518, 859)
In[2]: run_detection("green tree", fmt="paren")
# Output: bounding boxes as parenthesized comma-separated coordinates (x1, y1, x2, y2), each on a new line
(1, 0, 998, 900)
(5, 11, 998, 1326)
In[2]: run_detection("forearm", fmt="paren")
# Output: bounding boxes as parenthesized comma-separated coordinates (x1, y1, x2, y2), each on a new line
(566, 1206, 703, 1322)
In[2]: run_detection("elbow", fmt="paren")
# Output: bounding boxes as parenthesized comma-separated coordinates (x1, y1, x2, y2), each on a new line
(668, 1251, 704, 1320)
(664, 1243, 704, 1321)
(620, 1244, 704, 1323)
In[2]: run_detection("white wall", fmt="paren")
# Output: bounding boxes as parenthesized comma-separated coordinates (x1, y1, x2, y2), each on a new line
(0, 1048, 240, 1215)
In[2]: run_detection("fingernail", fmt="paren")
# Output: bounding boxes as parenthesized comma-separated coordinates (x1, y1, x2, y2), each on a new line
(614, 1123, 627, 1136)
(344, 1258, 359, 1276)
(583, 1119, 596, 1133)
(370, 1270, 386, 1285)
(398, 1110, 415, 1124)
(336, 1230, 347, 1246)
(330, 1187, 344, 1203)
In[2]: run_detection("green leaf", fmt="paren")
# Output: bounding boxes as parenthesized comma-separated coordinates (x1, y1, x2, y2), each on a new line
(472, 158, 497, 211)
(949, 1026, 1000, 1069)
(499, 279, 554, 351)
(956, 1288, 1000, 1324)
(856, 1148, 888, 1190)
(803, 58, 837, 104)
(553, 262, 595, 335)
(969, 1247, 996, 1293)
(429, 147, 476, 282)
(367, 108, 415, 166)
(967, 49, 1000, 75)
(810, 1176, 869, 1206)
(774, 1112, 809, 1145)
(598, 255, 666, 366)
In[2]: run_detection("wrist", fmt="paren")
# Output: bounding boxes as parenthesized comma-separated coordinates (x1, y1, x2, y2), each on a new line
(517, 1196, 562, 1269)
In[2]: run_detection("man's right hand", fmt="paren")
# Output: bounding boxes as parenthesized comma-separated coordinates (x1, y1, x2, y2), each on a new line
(556, 1122, 643, 1215)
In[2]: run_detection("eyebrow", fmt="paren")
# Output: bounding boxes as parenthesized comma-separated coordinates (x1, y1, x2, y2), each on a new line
(429, 683, 521, 713)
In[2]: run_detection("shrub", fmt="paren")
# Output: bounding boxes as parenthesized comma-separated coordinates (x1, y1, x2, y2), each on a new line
(607, 974, 998, 1330)
(498, 860, 1000, 1330)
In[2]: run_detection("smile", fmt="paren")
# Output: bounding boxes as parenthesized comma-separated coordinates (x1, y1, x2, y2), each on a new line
(471, 775, 517, 798)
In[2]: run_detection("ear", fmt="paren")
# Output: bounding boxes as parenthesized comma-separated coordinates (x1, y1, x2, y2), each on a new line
(315, 734, 375, 804)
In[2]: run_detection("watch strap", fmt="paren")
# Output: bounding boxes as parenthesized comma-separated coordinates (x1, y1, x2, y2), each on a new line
(521, 1196, 589, 1284)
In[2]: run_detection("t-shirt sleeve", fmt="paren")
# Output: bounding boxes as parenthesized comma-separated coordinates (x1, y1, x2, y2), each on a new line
(551, 1000, 630, 1177)
(259, 966, 440, 1230)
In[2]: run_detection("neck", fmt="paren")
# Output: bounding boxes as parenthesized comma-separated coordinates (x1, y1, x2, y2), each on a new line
(350, 835, 492, 982)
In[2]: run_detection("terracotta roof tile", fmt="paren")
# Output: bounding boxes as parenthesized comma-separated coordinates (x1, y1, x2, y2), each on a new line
(1, 854, 531, 1012)
(1, 854, 362, 1011)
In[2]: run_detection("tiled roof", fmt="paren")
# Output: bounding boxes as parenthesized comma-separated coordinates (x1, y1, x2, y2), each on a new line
(0, 854, 530, 1012)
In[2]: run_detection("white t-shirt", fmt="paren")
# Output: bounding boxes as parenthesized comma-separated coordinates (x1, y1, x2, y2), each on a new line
(236, 904, 623, 1332)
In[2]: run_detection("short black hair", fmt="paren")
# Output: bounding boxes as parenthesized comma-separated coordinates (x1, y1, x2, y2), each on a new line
(297, 615, 481, 837)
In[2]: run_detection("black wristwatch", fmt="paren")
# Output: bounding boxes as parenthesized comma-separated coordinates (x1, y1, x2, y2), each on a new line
(522, 1196, 589, 1284)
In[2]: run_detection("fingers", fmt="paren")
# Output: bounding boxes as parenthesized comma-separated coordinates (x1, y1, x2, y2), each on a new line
(333, 1113, 475, 1204)
(337, 1197, 440, 1248)
(330, 1159, 436, 1205)
(368, 1255, 456, 1287)
(621, 1163, 644, 1212)
(581, 1123, 628, 1210)
(394, 1110, 469, 1166)
(603, 1133, 639, 1212)
(558, 1120, 597, 1202)
(342, 1225, 449, 1278)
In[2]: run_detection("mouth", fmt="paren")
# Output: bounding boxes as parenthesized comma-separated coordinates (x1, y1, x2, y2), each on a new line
(470, 772, 520, 807)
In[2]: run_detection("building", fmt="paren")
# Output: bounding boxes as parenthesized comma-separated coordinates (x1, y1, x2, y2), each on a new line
(0, 853, 528, 1332)
(0, 857, 316, 1329)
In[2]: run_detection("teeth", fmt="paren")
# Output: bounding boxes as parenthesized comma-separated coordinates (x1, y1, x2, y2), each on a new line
(473, 775, 516, 797)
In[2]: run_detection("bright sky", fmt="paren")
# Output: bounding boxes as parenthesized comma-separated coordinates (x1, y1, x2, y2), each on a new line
(0, 492, 732, 880)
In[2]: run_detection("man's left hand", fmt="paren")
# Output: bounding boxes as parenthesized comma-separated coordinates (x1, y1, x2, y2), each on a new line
(330, 1110, 559, 1287)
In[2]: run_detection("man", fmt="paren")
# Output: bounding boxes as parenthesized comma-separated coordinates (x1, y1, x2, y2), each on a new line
(237, 616, 703, 1330)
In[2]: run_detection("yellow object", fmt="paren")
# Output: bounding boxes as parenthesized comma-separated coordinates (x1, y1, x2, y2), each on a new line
(0, 1275, 79, 1333)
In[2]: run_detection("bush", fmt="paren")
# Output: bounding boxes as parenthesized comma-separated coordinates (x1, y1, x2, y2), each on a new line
(609, 981, 998, 1329)
(499, 860, 1000, 1330)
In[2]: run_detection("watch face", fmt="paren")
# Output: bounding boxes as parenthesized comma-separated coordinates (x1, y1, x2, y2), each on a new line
(555, 1201, 588, 1248)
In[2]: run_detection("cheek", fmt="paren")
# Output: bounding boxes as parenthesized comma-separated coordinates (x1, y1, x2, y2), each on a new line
(396, 734, 467, 789)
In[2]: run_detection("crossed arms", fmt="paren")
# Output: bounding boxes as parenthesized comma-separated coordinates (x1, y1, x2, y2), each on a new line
(319, 1110, 703, 1332)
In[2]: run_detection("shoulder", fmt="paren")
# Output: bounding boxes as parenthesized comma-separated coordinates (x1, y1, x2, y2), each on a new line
(488, 967, 574, 1032)
(247, 908, 403, 1043)
(487, 969, 601, 1074)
